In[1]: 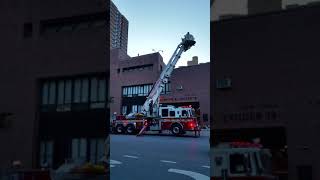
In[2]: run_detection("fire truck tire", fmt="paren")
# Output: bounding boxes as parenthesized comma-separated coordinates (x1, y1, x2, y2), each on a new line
(171, 123, 183, 136)
(125, 124, 136, 134)
(115, 125, 125, 134)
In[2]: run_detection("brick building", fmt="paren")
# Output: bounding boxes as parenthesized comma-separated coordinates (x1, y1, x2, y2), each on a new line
(110, 49, 210, 126)
(0, 0, 108, 169)
(212, 4, 320, 180)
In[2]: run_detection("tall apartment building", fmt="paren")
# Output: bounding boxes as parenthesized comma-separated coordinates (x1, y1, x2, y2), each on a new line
(110, 1, 128, 55)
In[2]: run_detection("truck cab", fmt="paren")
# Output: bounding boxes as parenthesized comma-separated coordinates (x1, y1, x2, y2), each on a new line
(211, 142, 276, 180)
(158, 105, 195, 118)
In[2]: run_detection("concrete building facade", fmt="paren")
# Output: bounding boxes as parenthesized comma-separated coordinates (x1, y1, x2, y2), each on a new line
(0, 0, 108, 169)
(212, 5, 320, 180)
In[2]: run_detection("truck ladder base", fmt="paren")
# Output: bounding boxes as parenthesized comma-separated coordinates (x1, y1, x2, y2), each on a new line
(137, 122, 149, 136)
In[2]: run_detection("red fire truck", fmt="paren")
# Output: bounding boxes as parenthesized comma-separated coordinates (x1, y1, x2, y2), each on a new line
(112, 105, 200, 136)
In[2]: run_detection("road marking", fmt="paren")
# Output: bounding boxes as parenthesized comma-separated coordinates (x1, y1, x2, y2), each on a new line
(110, 165, 115, 168)
(160, 160, 177, 164)
(110, 160, 122, 165)
(123, 155, 139, 159)
(168, 168, 210, 180)
(202, 165, 210, 168)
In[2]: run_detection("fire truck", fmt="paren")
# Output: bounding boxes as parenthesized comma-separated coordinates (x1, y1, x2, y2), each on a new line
(112, 32, 200, 137)
(211, 141, 277, 180)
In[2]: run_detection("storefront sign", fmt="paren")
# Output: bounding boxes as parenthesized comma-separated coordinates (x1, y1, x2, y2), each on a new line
(160, 96, 198, 103)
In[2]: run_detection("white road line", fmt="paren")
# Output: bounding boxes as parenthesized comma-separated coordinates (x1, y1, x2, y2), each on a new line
(110, 160, 122, 165)
(160, 160, 177, 164)
(110, 165, 115, 168)
(168, 168, 210, 180)
(123, 155, 139, 159)
(202, 165, 210, 168)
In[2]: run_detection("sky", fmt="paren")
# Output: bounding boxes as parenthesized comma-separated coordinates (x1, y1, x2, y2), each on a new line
(112, 0, 210, 67)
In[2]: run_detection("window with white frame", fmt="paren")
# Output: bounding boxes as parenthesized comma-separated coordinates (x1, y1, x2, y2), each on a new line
(122, 84, 153, 97)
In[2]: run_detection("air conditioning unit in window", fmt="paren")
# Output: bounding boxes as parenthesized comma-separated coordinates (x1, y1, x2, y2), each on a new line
(176, 85, 183, 91)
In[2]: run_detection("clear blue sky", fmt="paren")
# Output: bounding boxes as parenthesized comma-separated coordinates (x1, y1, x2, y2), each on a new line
(112, 0, 210, 67)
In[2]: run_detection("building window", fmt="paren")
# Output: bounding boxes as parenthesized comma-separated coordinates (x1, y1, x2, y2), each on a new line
(40, 12, 105, 35)
(39, 141, 53, 168)
(73, 78, 89, 103)
(72, 138, 87, 162)
(122, 106, 127, 115)
(42, 82, 49, 105)
(41, 75, 106, 112)
(138, 105, 142, 113)
(297, 165, 312, 180)
(122, 64, 153, 73)
(161, 82, 171, 94)
(56, 80, 72, 111)
(122, 84, 153, 97)
(89, 139, 104, 164)
(90, 77, 106, 109)
(23, 23, 33, 38)
(42, 81, 56, 106)
(132, 105, 138, 113)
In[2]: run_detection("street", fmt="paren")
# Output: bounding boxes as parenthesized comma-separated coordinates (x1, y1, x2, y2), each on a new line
(110, 131, 210, 180)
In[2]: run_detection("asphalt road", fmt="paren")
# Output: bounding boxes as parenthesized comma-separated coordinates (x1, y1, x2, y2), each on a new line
(110, 132, 210, 180)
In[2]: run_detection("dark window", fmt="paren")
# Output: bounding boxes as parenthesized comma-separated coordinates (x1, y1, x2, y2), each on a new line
(297, 165, 312, 180)
(169, 111, 175, 117)
(40, 12, 105, 35)
(117, 69, 120, 73)
(90, 77, 106, 109)
(122, 64, 153, 72)
(162, 109, 169, 117)
(40, 75, 105, 112)
(23, 23, 32, 38)
(56, 80, 72, 111)
(203, 114, 208, 122)
(216, 78, 232, 89)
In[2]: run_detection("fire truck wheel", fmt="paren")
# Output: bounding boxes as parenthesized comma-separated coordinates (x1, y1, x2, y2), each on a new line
(171, 123, 183, 136)
(125, 124, 136, 134)
(115, 125, 124, 134)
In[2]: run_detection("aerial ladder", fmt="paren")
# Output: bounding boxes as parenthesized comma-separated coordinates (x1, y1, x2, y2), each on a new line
(131, 32, 196, 136)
